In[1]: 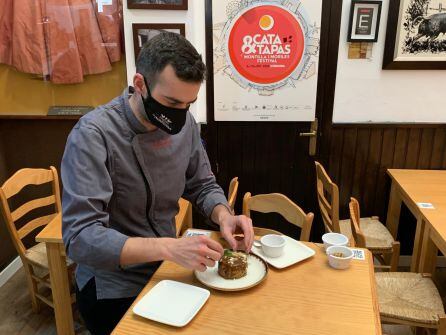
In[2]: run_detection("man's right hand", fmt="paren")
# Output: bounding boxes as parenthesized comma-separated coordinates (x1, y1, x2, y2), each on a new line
(164, 236, 224, 272)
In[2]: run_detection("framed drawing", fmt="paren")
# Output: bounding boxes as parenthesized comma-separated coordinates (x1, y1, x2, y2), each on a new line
(132, 24, 186, 62)
(383, 0, 446, 69)
(127, 0, 188, 10)
(347, 0, 382, 42)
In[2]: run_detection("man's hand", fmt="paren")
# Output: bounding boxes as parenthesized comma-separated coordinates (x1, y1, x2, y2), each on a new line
(164, 236, 224, 272)
(212, 205, 254, 252)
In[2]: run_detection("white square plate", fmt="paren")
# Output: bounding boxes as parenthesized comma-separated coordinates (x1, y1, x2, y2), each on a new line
(133, 280, 210, 327)
(251, 235, 315, 269)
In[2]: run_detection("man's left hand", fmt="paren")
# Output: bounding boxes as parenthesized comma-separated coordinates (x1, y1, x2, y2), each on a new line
(216, 208, 254, 252)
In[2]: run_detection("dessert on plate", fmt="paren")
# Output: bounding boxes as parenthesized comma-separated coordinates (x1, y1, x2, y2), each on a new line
(218, 249, 248, 279)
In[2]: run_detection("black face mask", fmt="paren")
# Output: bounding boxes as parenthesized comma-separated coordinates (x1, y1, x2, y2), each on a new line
(140, 77, 189, 135)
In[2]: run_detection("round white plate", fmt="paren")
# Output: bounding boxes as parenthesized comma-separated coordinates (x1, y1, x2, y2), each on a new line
(194, 254, 268, 291)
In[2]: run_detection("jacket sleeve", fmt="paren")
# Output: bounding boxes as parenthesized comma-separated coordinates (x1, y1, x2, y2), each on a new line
(182, 116, 230, 218)
(61, 124, 128, 270)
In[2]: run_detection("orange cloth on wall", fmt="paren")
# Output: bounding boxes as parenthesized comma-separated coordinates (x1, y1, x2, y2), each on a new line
(0, 0, 122, 84)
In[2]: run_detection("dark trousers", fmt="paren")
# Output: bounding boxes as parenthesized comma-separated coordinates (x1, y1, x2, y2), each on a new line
(76, 278, 136, 335)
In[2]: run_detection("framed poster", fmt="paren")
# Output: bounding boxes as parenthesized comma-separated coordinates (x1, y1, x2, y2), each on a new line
(383, 0, 446, 69)
(132, 24, 185, 62)
(127, 0, 188, 10)
(208, 0, 323, 122)
(347, 1, 382, 42)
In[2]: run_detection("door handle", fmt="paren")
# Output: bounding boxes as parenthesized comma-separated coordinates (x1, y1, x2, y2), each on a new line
(299, 118, 318, 156)
(299, 131, 317, 137)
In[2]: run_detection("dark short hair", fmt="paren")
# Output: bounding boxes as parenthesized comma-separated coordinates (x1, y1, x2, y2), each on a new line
(136, 32, 206, 88)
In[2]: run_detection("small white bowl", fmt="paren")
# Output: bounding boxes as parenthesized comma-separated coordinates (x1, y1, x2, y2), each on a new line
(260, 234, 286, 258)
(326, 246, 354, 270)
(322, 233, 349, 251)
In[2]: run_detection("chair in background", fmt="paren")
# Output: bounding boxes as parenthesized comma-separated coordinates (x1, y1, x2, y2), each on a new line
(227, 177, 239, 213)
(348, 197, 446, 334)
(375, 271, 446, 335)
(315, 161, 340, 233)
(242, 192, 313, 241)
(349, 197, 400, 271)
(0, 167, 74, 312)
(315, 161, 399, 270)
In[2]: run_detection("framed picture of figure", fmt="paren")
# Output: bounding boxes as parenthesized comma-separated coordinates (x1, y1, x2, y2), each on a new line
(132, 24, 186, 62)
(127, 0, 188, 10)
(383, 0, 446, 69)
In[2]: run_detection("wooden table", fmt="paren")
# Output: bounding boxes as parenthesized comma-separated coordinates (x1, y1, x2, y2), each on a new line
(112, 235, 381, 335)
(35, 199, 192, 335)
(386, 169, 446, 272)
(419, 199, 446, 274)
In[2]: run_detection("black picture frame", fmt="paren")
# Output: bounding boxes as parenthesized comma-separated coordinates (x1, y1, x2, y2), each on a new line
(382, 0, 446, 70)
(132, 23, 186, 62)
(347, 0, 382, 42)
(127, 0, 188, 10)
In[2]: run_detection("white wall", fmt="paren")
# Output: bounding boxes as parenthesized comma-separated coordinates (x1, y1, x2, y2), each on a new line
(333, 0, 446, 124)
(122, 0, 207, 123)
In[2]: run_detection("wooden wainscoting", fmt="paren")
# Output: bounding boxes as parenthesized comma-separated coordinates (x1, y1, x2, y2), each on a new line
(328, 125, 446, 254)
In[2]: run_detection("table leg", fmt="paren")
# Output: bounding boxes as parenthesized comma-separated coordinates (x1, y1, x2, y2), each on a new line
(410, 217, 425, 272)
(46, 243, 74, 335)
(418, 225, 438, 274)
(386, 182, 402, 239)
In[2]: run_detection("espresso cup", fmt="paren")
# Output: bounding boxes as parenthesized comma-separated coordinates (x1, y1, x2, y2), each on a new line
(260, 234, 286, 258)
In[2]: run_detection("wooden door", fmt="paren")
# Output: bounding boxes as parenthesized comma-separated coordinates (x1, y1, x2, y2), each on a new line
(202, 0, 342, 241)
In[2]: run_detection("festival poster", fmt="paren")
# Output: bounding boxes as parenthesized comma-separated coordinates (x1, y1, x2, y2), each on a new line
(212, 0, 322, 121)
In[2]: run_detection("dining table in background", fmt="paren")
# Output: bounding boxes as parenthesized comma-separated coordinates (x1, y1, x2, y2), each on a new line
(386, 169, 446, 272)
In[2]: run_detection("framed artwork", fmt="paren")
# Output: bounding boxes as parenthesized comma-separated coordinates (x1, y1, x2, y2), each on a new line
(383, 0, 446, 69)
(206, 0, 323, 122)
(132, 23, 186, 62)
(347, 0, 382, 42)
(127, 0, 188, 10)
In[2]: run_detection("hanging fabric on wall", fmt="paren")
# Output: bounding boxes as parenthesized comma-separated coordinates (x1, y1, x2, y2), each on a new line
(0, 0, 123, 84)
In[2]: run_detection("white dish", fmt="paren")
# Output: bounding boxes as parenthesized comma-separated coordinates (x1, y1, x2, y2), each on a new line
(194, 253, 268, 291)
(322, 233, 349, 250)
(251, 235, 315, 269)
(133, 280, 210, 327)
(326, 245, 354, 270)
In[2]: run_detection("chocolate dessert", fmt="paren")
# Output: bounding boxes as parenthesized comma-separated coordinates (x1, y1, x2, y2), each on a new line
(218, 250, 248, 279)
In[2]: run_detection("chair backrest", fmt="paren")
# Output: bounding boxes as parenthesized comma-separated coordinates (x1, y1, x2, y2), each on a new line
(242, 192, 314, 241)
(228, 177, 239, 212)
(253, 226, 282, 237)
(348, 197, 366, 248)
(0, 167, 61, 257)
(315, 161, 340, 233)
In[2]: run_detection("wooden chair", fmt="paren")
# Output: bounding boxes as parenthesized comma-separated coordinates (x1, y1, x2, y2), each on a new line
(227, 177, 239, 213)
(0, 167, 74, 313)
(347, 200, 445, 334)
(315, 161, 340, 233)
(242, 192, 314, 241)
(253, 226, 282, 237)
(349, 197, 400, 271)
(375, 271, 446, 335)
(315, 161, 399, 269)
